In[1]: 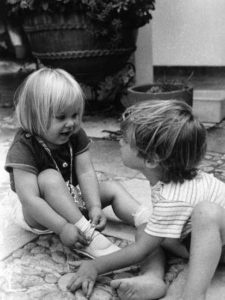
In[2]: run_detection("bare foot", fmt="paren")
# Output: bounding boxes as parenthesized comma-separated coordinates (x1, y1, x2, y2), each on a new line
(110, 275, 167, 300)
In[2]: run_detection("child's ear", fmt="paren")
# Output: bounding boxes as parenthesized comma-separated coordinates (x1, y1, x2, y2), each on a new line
(144, 160, 158, 169)
(144, 154, 159, 169)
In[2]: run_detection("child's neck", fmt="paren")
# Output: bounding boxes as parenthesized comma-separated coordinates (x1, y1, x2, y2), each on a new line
(43, 139, 66, 150)
(143, 166, 162, 186)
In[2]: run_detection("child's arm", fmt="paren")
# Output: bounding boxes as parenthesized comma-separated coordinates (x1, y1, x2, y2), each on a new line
(75, 150, 106, 230)
(14, 168, 88, 247)
(67, 226, 163, 296)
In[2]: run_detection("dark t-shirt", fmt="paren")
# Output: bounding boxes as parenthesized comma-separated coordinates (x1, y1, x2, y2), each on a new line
(5, 128, 90, 192)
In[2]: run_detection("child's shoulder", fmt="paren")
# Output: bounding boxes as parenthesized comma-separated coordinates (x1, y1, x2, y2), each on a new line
(161, 170, 220, 192)
(11, 128, 33, 145)
(8, 129, 39, 155)
(196, 170, 216, 181)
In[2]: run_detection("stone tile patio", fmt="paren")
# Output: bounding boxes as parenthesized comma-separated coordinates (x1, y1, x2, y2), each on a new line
(1, 108, 225, 299)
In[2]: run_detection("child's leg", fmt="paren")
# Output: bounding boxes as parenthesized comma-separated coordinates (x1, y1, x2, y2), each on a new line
(23, 169, 84, 229)
(111, 247, 167, 300)
(182, 202, 225, 300)
(99, 181, 147, 226)
(36, 169, 120, 256)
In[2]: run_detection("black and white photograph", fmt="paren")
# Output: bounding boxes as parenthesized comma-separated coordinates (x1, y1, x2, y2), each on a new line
(1, 1, 225, 299)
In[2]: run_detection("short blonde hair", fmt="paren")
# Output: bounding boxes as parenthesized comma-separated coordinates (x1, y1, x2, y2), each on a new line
(121, 100, 207, 183)
(15, 67, 84, 136)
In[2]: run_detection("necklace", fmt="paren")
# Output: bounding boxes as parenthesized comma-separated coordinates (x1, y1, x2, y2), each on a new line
(35, 136, 73, 188)
(35, 136, 86, 210)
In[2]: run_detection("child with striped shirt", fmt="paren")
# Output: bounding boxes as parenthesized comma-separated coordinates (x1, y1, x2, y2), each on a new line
(67, 100, 225, 300)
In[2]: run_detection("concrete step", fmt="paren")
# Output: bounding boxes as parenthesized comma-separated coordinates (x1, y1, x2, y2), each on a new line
(193, 90, 225, 123)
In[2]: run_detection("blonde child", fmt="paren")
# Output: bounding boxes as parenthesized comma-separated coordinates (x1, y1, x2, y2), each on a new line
(68, 100, 225, 300)
(5, 67, 145, 258)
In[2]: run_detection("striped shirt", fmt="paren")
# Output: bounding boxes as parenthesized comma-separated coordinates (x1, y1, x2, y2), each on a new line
(145, 171, 225, 240)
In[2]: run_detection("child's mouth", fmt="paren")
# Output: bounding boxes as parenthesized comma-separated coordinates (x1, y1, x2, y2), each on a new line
(60, 131, 71, 137)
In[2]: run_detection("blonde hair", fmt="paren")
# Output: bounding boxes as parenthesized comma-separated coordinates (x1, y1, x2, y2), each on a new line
(15, 67, 84, 136)
(121, 100, 207, 183)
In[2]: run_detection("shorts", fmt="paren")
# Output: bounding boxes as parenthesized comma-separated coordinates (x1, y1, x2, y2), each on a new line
(7, 190, 53, 235)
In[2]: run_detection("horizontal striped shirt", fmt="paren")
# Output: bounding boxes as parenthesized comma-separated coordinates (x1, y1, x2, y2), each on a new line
(145, 171, 225, 239)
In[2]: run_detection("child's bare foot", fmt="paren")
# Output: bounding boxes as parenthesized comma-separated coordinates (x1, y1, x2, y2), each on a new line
(110, 275, 167, 300)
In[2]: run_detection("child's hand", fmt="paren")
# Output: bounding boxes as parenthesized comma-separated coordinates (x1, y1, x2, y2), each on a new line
(67, 260, 98, 297)
(59, 223, 88, 248)
(89, 206, 106, 231)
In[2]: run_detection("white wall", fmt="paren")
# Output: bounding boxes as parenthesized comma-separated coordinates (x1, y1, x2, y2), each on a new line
(135, 23, 153, 84)
(152, 0, 225, 66)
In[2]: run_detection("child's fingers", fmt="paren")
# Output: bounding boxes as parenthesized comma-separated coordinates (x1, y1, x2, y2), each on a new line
(82, 280, 94, 298)
(86, 281, 95, 298)
(91, 215, 99, 227)
(110, 279, 122, 289)
(77, 231, 89, 245)
(92, 215, 106, 230)
(67, 274, 82, 291)
(90, 213, 106, 231)
(74, 241, 87, 249)
(98, 216, 107, 228)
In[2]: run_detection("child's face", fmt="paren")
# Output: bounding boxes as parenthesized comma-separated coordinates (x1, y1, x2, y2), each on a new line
(119, 137, 145, 170)
(44, 108, 80, 149)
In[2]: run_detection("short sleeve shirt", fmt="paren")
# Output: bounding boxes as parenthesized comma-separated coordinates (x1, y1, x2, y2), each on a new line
(144, 171, 225, 240)
(5, 128, 90, 192)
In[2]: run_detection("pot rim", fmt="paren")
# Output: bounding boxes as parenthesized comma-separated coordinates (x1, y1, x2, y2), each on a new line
(127, 83, 193, 95)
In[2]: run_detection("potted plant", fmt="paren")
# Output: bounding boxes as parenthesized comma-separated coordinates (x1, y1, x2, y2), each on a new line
(6, 0, 155, 84)
(122, 77, 194, 108)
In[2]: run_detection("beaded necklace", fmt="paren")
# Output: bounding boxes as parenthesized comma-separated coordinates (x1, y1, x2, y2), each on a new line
(35, 136, 85, 209)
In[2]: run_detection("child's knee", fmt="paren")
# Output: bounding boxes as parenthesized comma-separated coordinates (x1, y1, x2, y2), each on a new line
(104, 180, 123, 192)
(38, 169, 62, 189)
(100, 180, 125, 199)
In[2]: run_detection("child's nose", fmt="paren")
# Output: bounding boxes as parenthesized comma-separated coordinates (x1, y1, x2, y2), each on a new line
(65, 118, 75, 128)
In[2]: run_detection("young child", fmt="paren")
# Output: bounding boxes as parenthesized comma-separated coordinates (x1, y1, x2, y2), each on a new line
(67, 100, 225, 300)
(4, 67, 145, 259)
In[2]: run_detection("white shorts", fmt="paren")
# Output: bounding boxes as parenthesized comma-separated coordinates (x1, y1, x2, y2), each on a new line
(7, 190, 53, 235)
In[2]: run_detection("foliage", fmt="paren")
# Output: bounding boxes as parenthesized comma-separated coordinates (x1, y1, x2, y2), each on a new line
(6, 0, 155, 43)
(96, 63, 135, 102)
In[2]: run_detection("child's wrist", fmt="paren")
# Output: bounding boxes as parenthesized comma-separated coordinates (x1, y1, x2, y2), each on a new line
(92, 260, 101, 275)
(57, 221, 68, 235)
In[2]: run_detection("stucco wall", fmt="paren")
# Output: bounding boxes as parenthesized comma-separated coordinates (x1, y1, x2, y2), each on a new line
(135, 23, 153, 84)
(152, 0, 225, 66)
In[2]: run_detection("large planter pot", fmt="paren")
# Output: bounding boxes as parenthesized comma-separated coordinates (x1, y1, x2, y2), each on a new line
(22, 13, 137, 84)
(122, 83, 193, 108)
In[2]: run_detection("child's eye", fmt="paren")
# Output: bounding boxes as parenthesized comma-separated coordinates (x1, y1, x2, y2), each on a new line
(72, 113, 78, 119)
(55, 115, 65, 120)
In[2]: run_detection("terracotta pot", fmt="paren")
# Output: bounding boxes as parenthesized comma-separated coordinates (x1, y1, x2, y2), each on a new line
(23, 13, 137, 84)
(122, 83, 193, 107)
